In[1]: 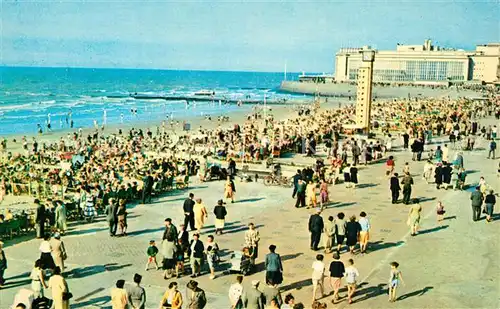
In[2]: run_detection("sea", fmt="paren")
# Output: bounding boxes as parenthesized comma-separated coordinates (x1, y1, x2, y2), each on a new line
(0, 67, 310, 136)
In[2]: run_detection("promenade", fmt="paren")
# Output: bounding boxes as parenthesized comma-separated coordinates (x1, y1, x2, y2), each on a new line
(1, 121, 499, 309)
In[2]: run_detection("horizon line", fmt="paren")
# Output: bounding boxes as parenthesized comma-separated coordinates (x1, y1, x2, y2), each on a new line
(0, 64, 319, 75)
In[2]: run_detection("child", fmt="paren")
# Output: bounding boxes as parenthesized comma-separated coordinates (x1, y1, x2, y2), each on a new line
(436, 201, 446, 223)
(145, 240, 159, 271)
(388, 261, 404, 302)
(175, 238, 185, 278)
(344, 259, 360, 304)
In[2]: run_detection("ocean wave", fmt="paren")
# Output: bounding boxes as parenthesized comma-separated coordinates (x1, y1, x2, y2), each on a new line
(40, 100, 56, 104)
(0, 103, 33, 111)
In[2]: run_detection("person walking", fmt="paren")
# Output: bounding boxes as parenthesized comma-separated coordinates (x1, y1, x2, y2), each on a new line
(141, 172, 154, 204)
(470, 186, 484, 222)
(245, 223, 260, 265)
(407, 201, 422, 236)
(488, 140, 497, 159)
(127, 274, 146, 309)
(213, 199, 228, 235)
(344, 259, 360, 304)
(484, 190, 496, 222)
(308, 208, 324, 251)
(388, 262, 405, 302)
(262, 280, 282, 307)
(162, 218, 178, 242)
(34, 199, 46, 239)
(294, 180, 306, 208)
(105, 198, 118, 237)
(319, 180, 329, 209)
(358, 212, 370, 254)
(243, 280, 264, 309)
(329, 252, 345, 304)
(224, 176, 236, 203)
(335, 213, 346, 253)
(187, 280, 207, 309)
(39, 235, 56, 271)
(323, 216, 335, 254)
(345, 215, 361, 255)
(193, 198, 208, 233)
(50, 233, 67, 273)
(189, 233, 204, 278)
(292, 170, 302, 199)
(48, 267, 70, 309)
(401, 172, 414, 205)
(351, 142, 361, 166)
(110, 279, 128, 309)
(183, 193, 196, 231)
(311, 254, 326, 303)
(205, 235, 219, 280)
(54, 202, 67, 235)
(228, 275, 244, 309)
(30, 259, 48, 298)
(161, 238, 177, 279)
(265, 245, 283, 286)
(0, 241, 6, 287)
(390, 173, 401, 204)
(159, 282, 183, 309)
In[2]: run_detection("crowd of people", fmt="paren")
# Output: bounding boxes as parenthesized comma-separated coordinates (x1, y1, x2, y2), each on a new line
(2, 84, 500, 308)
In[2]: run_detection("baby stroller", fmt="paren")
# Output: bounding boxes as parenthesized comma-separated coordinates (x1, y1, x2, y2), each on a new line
(229, 249, 254, 276)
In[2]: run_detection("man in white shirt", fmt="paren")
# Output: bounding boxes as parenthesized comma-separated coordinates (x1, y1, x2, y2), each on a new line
(311, 254, 325, 303)
(344, 259, 360, 304)
(228, 275, 244, 309)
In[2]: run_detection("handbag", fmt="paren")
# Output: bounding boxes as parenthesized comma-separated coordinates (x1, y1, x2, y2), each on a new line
(62, 292, 73, 301)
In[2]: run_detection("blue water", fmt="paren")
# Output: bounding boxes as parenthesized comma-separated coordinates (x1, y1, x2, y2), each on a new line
(0, 67, 308, 136)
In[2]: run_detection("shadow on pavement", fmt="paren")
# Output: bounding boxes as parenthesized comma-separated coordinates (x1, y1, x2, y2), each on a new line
(67, 263, 132, 279)
(65, 227, 109, 236)
(443, 215, 457, 220)
(237, 197, 265, 203)
(127, 227, 164, 237)
(204, 223, 264, 235)
(203, 221, 241, 230)
(357, 183, 379, 189)
(327, 201, 357, 209)
(73, 295, 111, 308)
(368, 240, 405, 253)
(280, 278, 312, 292)
(397, 286, 434, 300)
(2, 278, 31, 290)
(418, 225, 448, 235)
(353, 283, 387, 302)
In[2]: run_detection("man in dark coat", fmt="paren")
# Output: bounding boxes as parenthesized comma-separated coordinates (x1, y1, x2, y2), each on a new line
(34, 199, 46, 239)
(292, 170, 302, 199)
(308, 208, 324, 251)
(162, 218, 178, 242)
(183, 193, 196, 231)
(294, 180, 306, 208)
(470, 186, 484, 221)
(105, 198, 119, 236)
(390, 173, 401, 204)
(401, 172, 414, 205)
(141, 172, 154, 204)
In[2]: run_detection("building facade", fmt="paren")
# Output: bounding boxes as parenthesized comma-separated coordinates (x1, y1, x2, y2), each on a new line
(335, 41, 500, 84)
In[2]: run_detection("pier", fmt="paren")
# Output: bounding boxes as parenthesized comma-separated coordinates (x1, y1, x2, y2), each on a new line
(106, 93, 310, 105)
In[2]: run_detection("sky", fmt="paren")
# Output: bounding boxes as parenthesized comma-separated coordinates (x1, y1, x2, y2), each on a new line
(1, 0, 499, 72)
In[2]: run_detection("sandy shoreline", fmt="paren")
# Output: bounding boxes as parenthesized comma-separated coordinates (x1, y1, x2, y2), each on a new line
(3, 97, 345, 154)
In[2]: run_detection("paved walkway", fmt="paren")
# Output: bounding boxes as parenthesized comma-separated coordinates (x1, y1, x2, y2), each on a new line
(1, 122, 499, 309)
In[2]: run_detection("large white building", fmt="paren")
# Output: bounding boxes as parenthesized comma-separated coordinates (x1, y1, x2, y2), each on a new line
(334, 40, 500, 84)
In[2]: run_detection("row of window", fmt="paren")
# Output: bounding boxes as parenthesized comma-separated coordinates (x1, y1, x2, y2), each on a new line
(348, 60, 466, 81)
